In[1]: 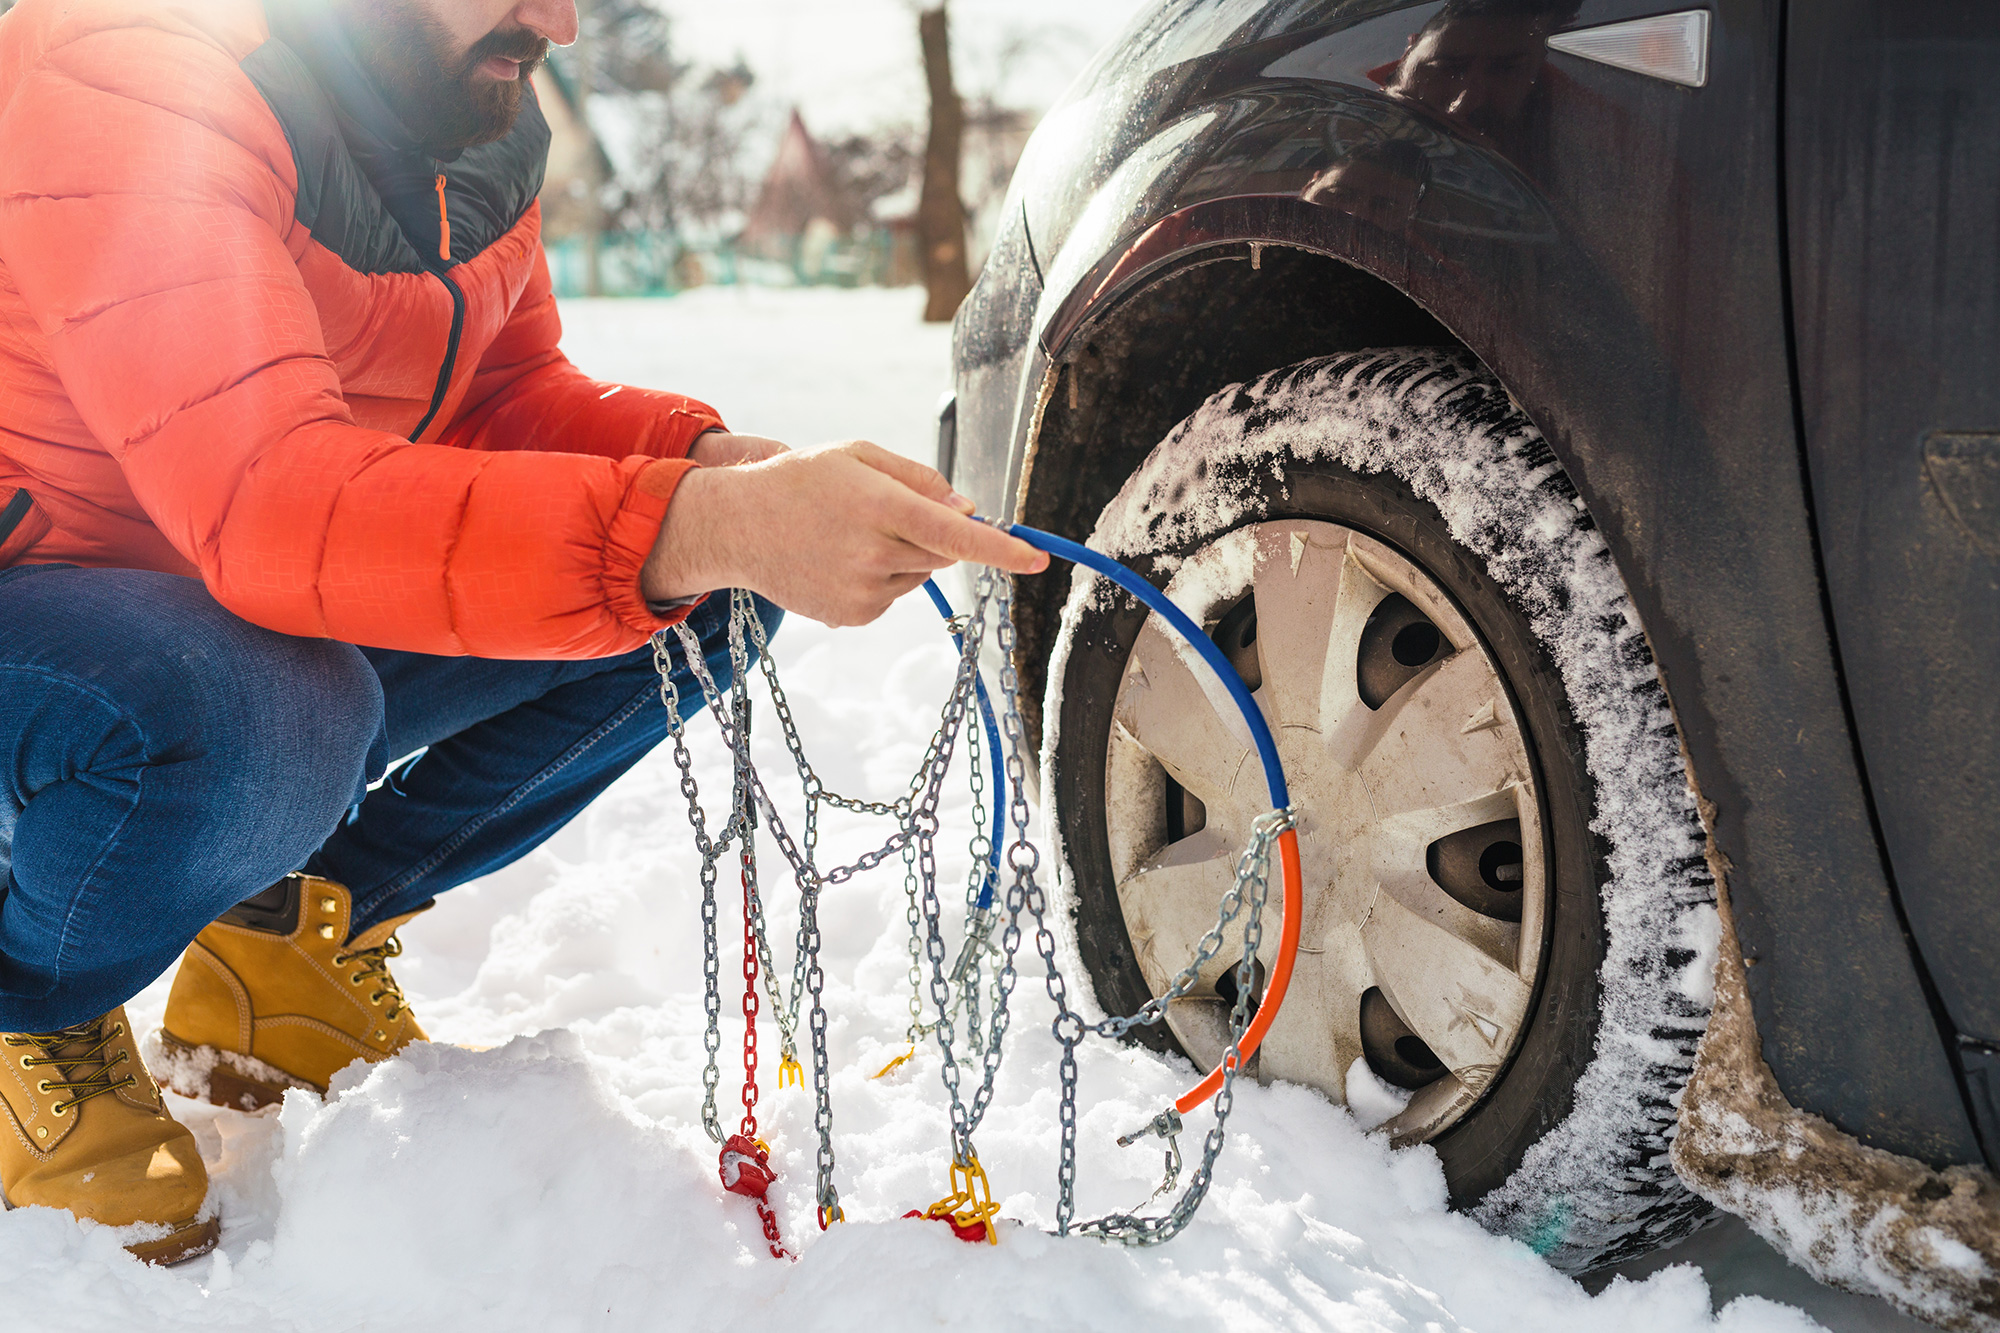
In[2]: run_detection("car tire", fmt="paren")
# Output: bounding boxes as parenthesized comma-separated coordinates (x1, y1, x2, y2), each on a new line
(1042, 348, 1719, 1271)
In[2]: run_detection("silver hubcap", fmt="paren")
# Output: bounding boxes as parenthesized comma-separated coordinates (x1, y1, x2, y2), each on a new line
(1103, 520, 1548, 1142)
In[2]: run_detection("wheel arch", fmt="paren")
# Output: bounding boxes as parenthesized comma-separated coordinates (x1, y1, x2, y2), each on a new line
(1010, 229, 1467, 757)
(1000, 187, 1984, 1160)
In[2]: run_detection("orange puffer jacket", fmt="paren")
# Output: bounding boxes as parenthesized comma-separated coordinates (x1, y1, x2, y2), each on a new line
(0, 0, 719, 658)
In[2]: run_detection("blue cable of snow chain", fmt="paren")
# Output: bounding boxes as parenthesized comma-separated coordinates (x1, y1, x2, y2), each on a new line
(994, 523, 1291, 811)
(921, 578, 1004, 910)
(938, 525, 1300, 1124)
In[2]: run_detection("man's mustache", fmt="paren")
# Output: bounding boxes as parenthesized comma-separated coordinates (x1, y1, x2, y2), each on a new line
(465, 27, 551, 75)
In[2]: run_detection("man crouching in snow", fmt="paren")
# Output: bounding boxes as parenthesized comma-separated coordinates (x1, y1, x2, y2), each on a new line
(0, 0, 1044, 1263)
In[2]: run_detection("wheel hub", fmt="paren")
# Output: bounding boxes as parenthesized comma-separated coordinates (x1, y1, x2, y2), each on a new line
(1102, 520, 1548, 1142)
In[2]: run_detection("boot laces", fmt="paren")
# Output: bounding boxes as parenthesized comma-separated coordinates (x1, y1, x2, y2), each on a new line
(336, 936, 409, 1020)
(3, 1016, 137, 1114)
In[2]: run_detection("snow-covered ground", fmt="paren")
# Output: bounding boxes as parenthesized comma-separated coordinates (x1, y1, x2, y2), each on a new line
(4, 289, 1926, 1332)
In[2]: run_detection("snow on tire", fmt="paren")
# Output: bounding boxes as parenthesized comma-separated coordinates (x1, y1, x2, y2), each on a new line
(1041, 348, 1721, 1271)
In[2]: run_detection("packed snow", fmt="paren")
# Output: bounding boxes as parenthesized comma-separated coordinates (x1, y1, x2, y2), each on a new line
(1, 289, 1924, 1332)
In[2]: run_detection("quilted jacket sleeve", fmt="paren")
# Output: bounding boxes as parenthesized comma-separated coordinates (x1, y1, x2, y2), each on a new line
(0, 23, 689, 659)
(439, 240, 725, 462)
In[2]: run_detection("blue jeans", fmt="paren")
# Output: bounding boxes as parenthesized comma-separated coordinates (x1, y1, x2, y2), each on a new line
(0, 564, 776, 1032)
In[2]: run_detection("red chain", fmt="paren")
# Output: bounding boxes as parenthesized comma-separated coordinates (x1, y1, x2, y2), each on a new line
(724, 705, 786, 1261)
(755, 1197, 789, 1259)
(740, 838, 760, 1141)
(720, 1134, 791, 1261)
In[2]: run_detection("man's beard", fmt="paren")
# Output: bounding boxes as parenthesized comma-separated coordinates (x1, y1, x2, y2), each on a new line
(340, 0, 551, 154)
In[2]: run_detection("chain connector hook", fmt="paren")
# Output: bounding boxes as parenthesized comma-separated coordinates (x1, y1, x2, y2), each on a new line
(870, 1044, 916, 1080)
(911, 1153, 1002, 1244)
(1115, 1107, 1184, 1148)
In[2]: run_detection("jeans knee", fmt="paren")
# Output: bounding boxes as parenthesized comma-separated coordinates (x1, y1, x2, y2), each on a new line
(146, 635, 380, 902)
(132, 627, 381, 882)
(282, 637, 385, 800)
(5, 629, 384, 960)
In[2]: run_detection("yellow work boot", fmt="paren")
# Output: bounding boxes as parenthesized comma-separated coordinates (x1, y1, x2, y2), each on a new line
(155, 874, 428, 1109)
(0, 1007, 218, 1265)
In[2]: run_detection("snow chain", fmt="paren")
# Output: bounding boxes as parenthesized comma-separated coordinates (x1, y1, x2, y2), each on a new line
(652, 571, 1291, 1253)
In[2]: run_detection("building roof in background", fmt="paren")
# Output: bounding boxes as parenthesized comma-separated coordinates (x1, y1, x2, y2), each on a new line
(532, 64, 616, 183)
(739, 110, 864, 250)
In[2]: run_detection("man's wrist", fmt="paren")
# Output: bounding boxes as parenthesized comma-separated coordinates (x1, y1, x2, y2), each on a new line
(686, 431, 789, 469)
(640, 466, 742, 604)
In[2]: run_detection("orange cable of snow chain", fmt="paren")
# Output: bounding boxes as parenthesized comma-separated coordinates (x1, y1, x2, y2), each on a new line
(1172, 826, 1302, 1117)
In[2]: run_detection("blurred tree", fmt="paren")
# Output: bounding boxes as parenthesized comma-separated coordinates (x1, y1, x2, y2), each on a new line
(548, 2, 766, 272)
(569, 0, 607, 294)
(555, 0, 703, 291)
(917, 4, 970, 322)
(626, 62, 763, 236)
(823, 127, 922, 219)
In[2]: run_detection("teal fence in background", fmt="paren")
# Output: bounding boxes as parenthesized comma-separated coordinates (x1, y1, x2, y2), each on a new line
(545, 229, 903, 298)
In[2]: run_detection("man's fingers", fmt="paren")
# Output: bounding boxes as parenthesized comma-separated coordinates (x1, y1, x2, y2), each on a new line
(828, 573, 933, 628)
(970, 526, 1049, 575)
(841, 440, 970, 510)
(876, 535, 960, 576)
(889, 495, 1049, 574)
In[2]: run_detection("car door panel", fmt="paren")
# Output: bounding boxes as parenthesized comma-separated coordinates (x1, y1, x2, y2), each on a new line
(1787, 0, 2000, 1156)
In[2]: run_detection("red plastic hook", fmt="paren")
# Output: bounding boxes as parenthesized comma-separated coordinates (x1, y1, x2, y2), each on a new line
(719, 1134, 791, 1260)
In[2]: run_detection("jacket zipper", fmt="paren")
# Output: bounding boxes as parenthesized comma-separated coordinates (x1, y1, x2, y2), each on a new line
(409, 171, 464, 443)
(0, 487, 32, 549)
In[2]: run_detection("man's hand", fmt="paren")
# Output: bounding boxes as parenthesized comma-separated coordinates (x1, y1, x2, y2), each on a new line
(687, 431, 788, 468)
(641, 440, 1049, 627)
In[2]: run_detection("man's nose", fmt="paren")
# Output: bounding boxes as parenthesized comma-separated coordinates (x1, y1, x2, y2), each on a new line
(512, 0, 579, 46)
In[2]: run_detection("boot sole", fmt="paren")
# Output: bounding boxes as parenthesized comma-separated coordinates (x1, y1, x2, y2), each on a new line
(125, 1213, 222, 1266)
(2, 1188, 219, 1267)
(150, 1031, 320, 1111)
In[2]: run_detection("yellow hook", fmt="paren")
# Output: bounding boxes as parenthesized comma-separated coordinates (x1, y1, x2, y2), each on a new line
(870, 1044, 915, 1080)
(923, 1154, 1001, 1245)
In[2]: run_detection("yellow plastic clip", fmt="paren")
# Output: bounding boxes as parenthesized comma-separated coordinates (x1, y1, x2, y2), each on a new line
(924, 1154, 1002, 1245)
(777, 1053, 805, 1090)
(870, 1044, 915, 1080)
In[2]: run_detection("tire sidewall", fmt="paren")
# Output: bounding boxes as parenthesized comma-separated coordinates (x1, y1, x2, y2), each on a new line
(1052, 460, 1605, 1206)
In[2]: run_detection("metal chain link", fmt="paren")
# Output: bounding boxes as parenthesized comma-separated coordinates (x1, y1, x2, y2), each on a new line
(651, 630, 743, 1145)
(652, 562, 1288, 1247)
(1071, 809, 1290, 1244)
(657, 585, 985, 1219)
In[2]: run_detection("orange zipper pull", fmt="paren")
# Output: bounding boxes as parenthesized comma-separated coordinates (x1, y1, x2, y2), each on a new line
(434, 173, 451, 262)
